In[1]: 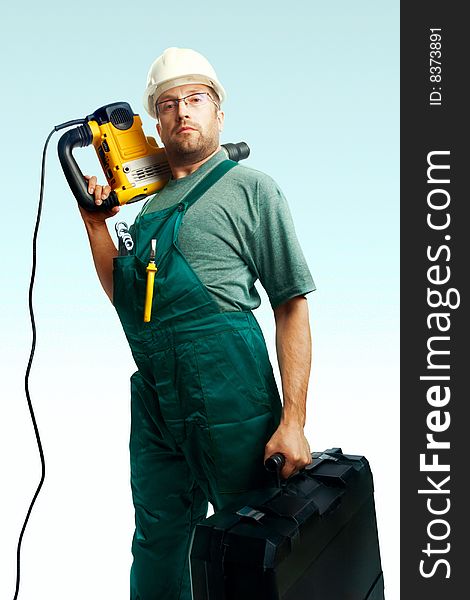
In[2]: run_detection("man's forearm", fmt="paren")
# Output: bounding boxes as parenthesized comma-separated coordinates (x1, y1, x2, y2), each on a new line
(83, 220, 118, 302)
(274, 296, 312, 427)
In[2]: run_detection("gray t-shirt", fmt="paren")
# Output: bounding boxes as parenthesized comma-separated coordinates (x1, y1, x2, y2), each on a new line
(134, 149, 315, 311)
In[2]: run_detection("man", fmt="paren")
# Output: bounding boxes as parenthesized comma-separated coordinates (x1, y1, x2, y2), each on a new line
(80, 47, 315, 600)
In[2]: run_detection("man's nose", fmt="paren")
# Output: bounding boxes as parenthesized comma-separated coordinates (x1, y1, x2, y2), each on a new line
(176, 98, 190, 119)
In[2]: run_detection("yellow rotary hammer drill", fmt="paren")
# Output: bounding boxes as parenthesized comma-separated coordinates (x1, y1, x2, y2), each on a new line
(58, 102, 250, 212)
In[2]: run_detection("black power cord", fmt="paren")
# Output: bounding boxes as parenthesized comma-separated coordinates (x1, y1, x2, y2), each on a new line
(14, 119, 85, 600)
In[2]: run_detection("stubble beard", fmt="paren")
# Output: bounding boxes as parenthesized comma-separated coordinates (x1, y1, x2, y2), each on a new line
(163, 123, 220, 167)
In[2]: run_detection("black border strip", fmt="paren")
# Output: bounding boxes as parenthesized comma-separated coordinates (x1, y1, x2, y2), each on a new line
(401, 3, 466, 597)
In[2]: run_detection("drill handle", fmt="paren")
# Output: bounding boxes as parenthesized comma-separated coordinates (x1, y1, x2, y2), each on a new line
(57, 124, 119, 212)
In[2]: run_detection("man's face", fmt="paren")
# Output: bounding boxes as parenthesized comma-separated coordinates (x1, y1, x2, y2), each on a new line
(156, 83, 224, 165)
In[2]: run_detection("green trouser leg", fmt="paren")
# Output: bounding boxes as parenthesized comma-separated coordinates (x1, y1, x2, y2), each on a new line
(129, 373, 208, 600)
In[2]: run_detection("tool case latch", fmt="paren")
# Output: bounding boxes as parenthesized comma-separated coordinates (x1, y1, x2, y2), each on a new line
(235, 506, 266, 522)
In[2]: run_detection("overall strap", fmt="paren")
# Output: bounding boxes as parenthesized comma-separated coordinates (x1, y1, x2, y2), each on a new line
(183, 159, 238, 210)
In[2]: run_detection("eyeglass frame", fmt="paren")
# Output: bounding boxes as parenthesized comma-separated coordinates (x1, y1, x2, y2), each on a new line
(155, 91, 220, 116)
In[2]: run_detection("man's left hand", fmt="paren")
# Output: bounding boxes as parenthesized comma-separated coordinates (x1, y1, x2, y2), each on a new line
(264, 422, 312, 479)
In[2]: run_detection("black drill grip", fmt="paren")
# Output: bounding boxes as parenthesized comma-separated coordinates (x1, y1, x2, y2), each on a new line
(57, 124, 119, 212)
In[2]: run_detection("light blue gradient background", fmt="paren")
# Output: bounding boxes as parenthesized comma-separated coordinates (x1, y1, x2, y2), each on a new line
(1, 1, 399, 598)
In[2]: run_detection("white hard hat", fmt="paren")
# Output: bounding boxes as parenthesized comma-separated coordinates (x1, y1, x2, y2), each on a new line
(143, 47, 227, 119)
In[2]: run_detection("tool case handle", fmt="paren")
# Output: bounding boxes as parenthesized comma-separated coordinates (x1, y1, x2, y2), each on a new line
(264, 448, 344, 478)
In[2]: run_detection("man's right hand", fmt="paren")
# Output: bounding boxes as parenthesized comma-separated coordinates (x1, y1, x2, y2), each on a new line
(79, 175, 120, 224)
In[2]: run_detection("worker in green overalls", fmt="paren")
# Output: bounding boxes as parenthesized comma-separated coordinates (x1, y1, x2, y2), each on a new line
(79, 47, 315, 600)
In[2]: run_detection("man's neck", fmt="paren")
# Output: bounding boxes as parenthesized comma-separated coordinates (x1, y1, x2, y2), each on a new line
(169, 146, 222, 180)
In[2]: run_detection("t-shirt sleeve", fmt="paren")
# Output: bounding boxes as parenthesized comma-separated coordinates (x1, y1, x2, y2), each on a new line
(251, 176, 316, 309)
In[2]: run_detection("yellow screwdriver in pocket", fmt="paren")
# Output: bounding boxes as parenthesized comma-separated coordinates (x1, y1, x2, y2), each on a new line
(144, 239, 157, 322)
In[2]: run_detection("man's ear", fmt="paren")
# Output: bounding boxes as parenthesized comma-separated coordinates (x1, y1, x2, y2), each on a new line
(156, 121, 161, 138)
(217, 110, 225, 133)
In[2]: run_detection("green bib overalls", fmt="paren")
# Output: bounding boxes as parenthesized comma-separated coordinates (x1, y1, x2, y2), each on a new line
(113, 160, 282, 600)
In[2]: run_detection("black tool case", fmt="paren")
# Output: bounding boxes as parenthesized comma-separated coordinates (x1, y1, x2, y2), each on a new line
(190, 448, 384, 600)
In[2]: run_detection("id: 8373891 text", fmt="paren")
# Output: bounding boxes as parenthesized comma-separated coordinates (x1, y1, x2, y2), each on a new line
(429, 28, 442, 107)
